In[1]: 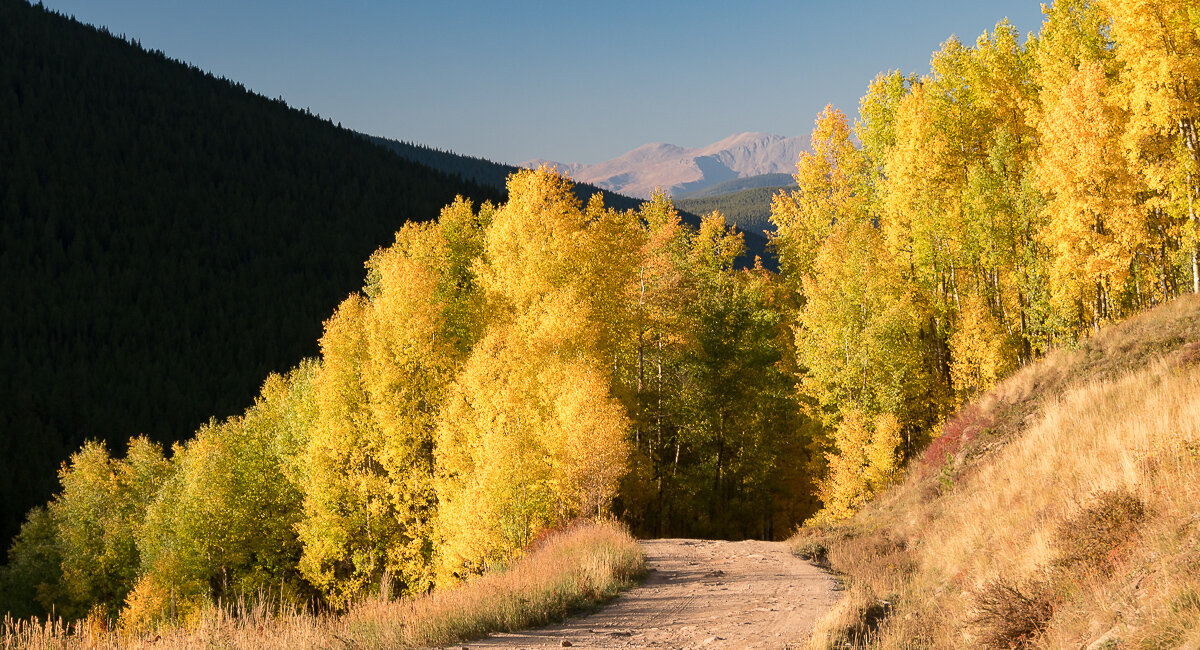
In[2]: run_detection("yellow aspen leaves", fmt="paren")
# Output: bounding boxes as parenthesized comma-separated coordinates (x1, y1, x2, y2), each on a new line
(813, 410, 902, 523)
(771, 106, 868, 279)
(37, 1, 1200, 617)
(1035, 60, 1146, 327)
(1105, 0, 1200, 292)
(435, 169, 631, 580)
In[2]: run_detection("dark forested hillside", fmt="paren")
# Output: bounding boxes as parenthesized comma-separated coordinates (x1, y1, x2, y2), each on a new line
(674, 173, 796, 199)
(0, 0, 502, 549)
(368, 137, 519, 191)
(676, 185, 793, 237)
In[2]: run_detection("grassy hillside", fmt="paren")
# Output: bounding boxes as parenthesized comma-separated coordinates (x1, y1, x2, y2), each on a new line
(794, 295, 1200, 648)
(0, 0, 502, 550)
(675, 185, 793, 237)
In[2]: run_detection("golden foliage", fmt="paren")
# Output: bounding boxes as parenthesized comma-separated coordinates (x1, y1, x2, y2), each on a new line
(814, 410, 903, 522)
(435, 169, 631, 580)
(771, 105, 868, 278)
(1035, 60, 1146, 325)
(950, 294, 1019, 399)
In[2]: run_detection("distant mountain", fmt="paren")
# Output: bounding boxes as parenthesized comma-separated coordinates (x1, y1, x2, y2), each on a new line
(676, 173, 797, 200)
(524, 133, 808, 199)
(370, 137, 647, 214)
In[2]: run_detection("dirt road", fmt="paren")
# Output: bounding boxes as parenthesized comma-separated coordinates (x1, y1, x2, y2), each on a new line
(464, 538, 840, 649)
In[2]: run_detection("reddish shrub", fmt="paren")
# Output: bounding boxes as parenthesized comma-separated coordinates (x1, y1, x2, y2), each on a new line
(1053, 489, 1146, 572)
(920, 404, 995, 468)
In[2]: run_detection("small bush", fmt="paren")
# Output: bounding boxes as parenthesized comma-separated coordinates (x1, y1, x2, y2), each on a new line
(793, 538, 829, 567)
(972, 576, 1056, 649)
(1054, 490, 1147, 571)
(1177, 341, 1200, 368)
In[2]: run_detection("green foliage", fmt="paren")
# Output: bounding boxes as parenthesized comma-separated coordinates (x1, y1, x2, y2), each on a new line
(0, 508, 63, 619)
(133, 365, 317, 628)
(797, 220, 927, 424)
(31, 439, 171, 620)
(675, 173, 797, 199)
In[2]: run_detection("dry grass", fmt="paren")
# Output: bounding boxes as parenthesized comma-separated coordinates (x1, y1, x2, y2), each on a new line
(796, 294, 1200, 649)
(2, 520, 644, 649)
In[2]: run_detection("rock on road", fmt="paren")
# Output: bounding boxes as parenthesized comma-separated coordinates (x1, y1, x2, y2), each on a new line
(463, 538, 841, 649)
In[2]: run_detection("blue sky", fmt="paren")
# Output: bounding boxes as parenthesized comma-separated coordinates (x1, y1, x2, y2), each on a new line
(39, 1, 1047, 165)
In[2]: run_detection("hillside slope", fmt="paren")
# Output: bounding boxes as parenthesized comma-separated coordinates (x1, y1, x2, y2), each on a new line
(0, 0, 503, 550)
(674, 173, 796, 199)
(795, 295, 1200, 648)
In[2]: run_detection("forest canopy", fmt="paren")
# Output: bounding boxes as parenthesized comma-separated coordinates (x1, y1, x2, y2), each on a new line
(0, 168, 818, 627)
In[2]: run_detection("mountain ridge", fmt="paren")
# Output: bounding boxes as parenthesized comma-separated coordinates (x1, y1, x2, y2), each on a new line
(523, 132, 808, 199)
(0, 0, 503, 554)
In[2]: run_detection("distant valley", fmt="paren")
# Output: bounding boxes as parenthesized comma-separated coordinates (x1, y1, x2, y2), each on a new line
(675, 182, 796, 238)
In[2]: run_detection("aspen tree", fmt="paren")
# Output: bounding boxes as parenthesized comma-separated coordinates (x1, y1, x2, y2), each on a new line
(771, 106, 869, 279)
(435, 169, 630, 580)
(49, 438, 168, 619)
(1035, 61, 1146, 329)
(1105, 0, 1200, 293)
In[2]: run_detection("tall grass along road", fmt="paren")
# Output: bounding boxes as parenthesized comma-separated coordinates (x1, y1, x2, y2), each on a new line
(3, 522, 646, 649)
(469, 538, 839, 649)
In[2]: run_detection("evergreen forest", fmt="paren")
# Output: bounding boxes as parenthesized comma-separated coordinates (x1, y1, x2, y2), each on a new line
(3, 0, 1200, 640)
(676, 185, 793, 236)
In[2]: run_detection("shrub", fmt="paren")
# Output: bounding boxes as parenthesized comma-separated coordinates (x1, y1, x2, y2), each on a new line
(1054, 489, 1146, 571)
(792, 537, 829, 567)
(920, 404, 995, 471)
(972, 576, 1056, 649)
(1178, 341, 1200, 368)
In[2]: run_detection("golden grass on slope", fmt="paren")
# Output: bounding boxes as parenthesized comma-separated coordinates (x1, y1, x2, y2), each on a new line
(796, 294, 1200, 649)
(2, 520, 644, 650)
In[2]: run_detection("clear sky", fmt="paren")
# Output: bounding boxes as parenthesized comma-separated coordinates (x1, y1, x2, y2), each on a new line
(38, 1, 1047, 166)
